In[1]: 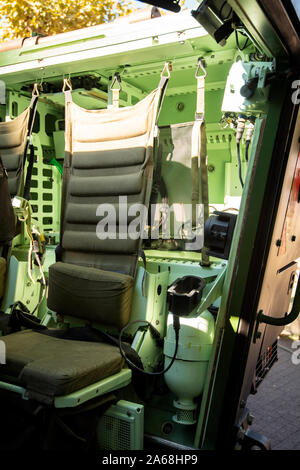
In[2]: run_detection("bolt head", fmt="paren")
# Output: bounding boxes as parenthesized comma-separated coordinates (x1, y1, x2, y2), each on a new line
(247, 413, 254, 425)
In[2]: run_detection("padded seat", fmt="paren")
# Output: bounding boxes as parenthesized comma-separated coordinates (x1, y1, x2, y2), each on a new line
(0, 82, 166, 410)
(46, 89, 162, 327)
(0, 329, 124, 402)
(48, 262, 134, 328)
(0, 107, 30, 197)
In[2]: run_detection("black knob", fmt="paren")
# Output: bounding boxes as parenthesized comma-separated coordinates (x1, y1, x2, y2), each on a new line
(240, 77, 258, 99)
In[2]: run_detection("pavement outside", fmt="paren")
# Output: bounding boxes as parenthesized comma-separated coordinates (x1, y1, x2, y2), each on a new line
(247, 337, 300, 450)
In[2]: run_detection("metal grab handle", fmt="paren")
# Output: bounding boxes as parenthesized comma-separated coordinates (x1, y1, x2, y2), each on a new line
(257, 274, 300, 328)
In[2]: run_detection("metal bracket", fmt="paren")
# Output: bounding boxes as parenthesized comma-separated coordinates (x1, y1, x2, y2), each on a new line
(175, 265, 227, 318)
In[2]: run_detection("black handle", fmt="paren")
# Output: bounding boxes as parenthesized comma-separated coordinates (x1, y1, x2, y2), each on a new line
(256, 274, 300, 328)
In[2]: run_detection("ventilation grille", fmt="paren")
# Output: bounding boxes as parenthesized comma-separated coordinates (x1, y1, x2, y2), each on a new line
(255, 340, 278, 388)
(174, 408, 196, 425)
(97, 401, 144, 451)
(100, 414, 131, 450)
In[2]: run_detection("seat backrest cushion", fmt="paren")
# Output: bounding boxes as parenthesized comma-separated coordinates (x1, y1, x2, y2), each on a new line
(47, 89, 161, 327)
(60, 90, 160, 276)
(0, 108, 30, 197)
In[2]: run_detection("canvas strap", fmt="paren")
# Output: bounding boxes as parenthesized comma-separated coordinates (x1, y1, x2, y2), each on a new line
(191, 59, 210, 265)
(23, 84, 39, 200)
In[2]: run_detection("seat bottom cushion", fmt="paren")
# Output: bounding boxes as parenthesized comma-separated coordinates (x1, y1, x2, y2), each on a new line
(0, 329, 124, 402)
(47, 262, 134, 328)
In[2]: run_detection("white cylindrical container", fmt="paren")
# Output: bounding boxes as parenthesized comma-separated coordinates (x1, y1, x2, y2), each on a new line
(163, 310, 215, 425)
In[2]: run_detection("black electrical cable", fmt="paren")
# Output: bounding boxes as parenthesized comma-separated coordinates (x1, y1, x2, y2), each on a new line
(118, 317, 180, 376)
(31, 252, 47, 315)
(237, 142, 244, 188)
(245, 140, 250, 162)
(219, 1, 232, 21)
(235, 29, 250, 51)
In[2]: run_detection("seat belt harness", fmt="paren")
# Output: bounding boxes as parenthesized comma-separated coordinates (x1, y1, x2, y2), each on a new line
(23, 83, 39, 201)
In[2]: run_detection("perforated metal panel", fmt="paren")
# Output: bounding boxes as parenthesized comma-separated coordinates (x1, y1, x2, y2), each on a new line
(28, 135, 61, 235)
(255, 340, 278, 388)
(99, 414, 132, 450)
(97, 400, 144, 450)
(174, 408, 196, 425)
(7, 91, 63, 236)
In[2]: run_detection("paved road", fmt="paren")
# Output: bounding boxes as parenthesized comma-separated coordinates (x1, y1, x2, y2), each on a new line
(247, 337, 300, 450)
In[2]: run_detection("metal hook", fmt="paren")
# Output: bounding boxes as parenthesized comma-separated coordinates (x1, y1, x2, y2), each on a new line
(110, 73, 122, 91)
(161, 61, 172, 79)
(62, 78, 72, 93)
(32, 82, 39, 97)
(195, 58, 207, 79)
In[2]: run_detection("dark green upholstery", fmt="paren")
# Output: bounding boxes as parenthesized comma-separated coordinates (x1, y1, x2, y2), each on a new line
(47, 145, 151, 325)
(59, 148, 149, 274)
(47, 91, 160, 325)
(1, 329, 123, 403)
(0, 90, 161, 403)
(48, 262, 134, 328)
(0, 108, 30, 197)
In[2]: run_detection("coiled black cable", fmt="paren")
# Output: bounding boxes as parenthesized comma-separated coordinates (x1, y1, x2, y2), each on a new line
(219, 1, 232, 20)
(235, 29, 250, 51)
(118, 316, 180, 377)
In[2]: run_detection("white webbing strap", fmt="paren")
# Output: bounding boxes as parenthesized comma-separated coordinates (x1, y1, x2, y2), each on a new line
(61, 78, 73, 241)
(191, 59, 210, 265)
(196, 74, 205, 118)
(62, 78, 72, 104)
(108, 74, 121, 109)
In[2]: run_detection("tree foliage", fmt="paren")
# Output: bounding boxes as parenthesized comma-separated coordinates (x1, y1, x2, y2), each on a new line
(0, 0, 132, 40)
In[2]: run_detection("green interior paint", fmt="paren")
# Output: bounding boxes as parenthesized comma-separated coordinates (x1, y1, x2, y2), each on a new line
(0, 3, 297, 452)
